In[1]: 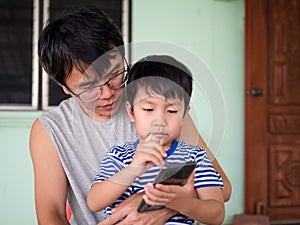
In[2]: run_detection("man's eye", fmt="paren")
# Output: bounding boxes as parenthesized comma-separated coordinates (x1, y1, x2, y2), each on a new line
(108, 68, 123, 79)
(78, 80, 98, 90)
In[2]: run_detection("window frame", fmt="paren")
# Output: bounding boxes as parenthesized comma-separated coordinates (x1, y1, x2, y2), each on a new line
(0, 0, 131, 110)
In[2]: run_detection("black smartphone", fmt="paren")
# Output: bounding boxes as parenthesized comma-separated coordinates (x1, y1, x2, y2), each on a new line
(137, 161, 197, 213)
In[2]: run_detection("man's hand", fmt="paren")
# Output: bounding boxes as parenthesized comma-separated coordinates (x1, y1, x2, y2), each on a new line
(98, 192, 176, 225)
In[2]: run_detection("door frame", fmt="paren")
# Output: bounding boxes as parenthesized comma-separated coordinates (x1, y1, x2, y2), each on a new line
(244, 0, 269, 215)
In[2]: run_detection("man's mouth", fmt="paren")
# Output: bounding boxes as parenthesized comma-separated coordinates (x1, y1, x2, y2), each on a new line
(99, 102, 114, 110)
(104, 103, 113, 108)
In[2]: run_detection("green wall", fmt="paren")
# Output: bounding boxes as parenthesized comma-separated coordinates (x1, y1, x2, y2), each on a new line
(0, 0, 244, 224)
(131, 0, 245, 224)
(0, 111, 41, 224)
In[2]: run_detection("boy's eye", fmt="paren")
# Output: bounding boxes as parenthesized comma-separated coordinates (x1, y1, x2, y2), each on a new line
(168, 110, 178, 114)
(142, 108, 153, 112)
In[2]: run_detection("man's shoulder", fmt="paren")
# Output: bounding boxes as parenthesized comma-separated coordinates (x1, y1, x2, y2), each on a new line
(39, 98, 73, 120)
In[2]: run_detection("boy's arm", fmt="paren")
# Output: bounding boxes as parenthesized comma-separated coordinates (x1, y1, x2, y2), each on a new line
(179, 187, 224, 225)
(181, 113, 232, 202)
(29, 119, 70, 225)
(143, 183, 224, 225)
(87, 165, 139, 212)
(88, 136, 167, 212)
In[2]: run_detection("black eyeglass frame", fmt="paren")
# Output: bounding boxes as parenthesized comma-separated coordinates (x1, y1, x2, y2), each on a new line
(63, 58, 130, 103)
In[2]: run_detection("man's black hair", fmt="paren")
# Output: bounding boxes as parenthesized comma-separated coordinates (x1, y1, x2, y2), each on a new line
(38, 7, 124, 84)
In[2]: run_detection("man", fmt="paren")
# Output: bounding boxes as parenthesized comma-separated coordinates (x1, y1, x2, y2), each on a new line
(30, 7, 231, 225)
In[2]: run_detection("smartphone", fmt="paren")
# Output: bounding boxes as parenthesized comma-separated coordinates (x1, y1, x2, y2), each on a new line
(137, 161, 197, 213)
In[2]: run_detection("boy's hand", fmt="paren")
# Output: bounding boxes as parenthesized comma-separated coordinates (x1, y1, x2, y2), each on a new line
(130, 134, 167, 175)
(142, 171, 196, 212)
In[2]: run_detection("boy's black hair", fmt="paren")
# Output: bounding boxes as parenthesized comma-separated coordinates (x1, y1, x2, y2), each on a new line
(38, 7, 124, 84)
(126, 55, 193, 112)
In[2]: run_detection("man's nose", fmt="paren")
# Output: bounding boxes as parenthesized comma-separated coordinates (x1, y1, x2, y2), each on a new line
(99, 83, 113, 99)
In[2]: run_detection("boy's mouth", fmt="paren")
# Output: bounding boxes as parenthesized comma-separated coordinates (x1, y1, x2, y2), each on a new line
(153, 132, 167, 139)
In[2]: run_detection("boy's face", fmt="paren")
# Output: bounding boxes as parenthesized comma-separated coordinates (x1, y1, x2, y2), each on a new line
(126, 88, 187, 149)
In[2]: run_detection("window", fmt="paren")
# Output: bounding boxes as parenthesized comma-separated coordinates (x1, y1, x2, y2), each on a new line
(0, 0, 33, 107)
(0, 0, 130, 110)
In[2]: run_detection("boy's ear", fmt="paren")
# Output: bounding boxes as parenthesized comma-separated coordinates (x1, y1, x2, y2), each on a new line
(184, 105, 191, 117)
(125, 101, 135, 122)
(182, 105, 191, 123)
(186, 105, 190, 113)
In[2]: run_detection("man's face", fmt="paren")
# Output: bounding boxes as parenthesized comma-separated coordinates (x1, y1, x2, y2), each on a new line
(63, 51, 126, 121)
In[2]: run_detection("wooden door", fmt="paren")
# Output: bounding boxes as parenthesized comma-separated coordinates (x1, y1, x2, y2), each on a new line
(245, 0, 300, 223)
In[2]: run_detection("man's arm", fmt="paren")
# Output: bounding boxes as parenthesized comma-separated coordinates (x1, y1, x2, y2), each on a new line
(29, 119, 69, 225)
(98, 192, 177, 225)
(181, 114, 232, 202)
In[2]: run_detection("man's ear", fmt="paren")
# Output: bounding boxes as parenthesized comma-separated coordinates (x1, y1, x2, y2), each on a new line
(62, 85, 71, 95)
(125, 101, 135, 122)
(52, 79, 71, 96)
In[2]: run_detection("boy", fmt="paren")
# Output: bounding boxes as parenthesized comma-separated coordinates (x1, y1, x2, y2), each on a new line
(87, 55, 225, 224)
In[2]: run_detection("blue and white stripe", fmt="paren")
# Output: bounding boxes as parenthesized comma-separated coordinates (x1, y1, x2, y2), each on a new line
(93, 140, 223, 224)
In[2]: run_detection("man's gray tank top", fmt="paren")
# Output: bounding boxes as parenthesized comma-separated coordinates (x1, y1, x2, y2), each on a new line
(39, 98, 137, 225)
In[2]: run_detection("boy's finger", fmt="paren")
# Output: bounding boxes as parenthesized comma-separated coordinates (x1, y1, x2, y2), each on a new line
(154, 144, 167, 158)
(147, 152, 165, 166)
(145, 133, 161, 143)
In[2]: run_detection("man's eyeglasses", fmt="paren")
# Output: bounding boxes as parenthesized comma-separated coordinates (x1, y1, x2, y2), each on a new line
(64, 59, 130, 103)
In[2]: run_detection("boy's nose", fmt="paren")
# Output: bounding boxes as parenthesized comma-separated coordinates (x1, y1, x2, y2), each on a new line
(149, 117, 166, 133)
